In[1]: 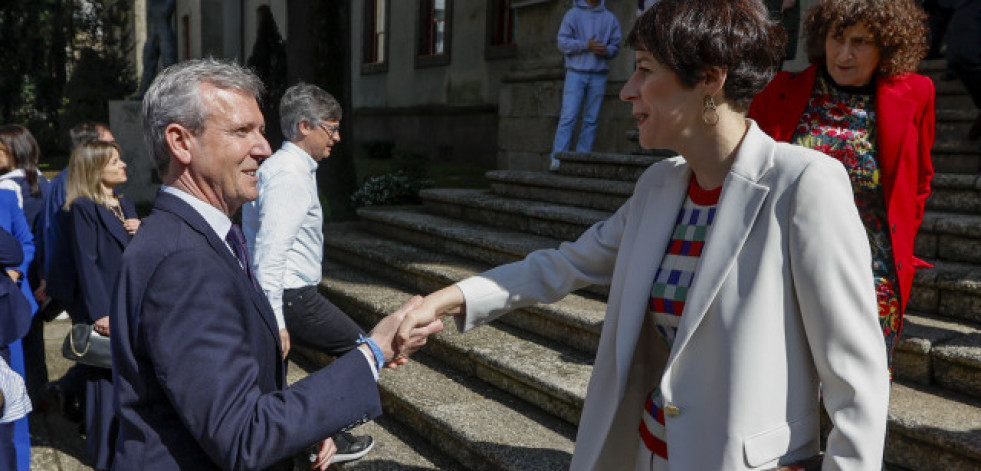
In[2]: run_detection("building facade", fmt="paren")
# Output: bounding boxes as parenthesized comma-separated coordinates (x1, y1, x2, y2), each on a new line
(127, 0, 816, 178)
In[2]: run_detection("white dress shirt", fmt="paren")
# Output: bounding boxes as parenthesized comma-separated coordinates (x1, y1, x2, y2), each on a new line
(242, 141, 325, 330)
(161, 186, 232, 253)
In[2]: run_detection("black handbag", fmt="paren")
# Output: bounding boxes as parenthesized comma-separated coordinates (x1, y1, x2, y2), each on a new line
(61, 323, 112, 369)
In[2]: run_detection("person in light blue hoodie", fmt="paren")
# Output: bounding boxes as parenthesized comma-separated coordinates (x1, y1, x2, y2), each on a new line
(550, 0, 622, 170)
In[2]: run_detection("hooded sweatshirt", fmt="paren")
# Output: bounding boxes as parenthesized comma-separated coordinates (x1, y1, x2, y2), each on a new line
(557, 0, 622, 73)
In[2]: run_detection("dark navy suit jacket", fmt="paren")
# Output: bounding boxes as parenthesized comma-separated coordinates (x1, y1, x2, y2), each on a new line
(110, 191, 381, 471)
(68, 197, 135, 324)
(0, 226, 30, 348)
(0, 190, 35, 344)
(40, 170, 73, 304)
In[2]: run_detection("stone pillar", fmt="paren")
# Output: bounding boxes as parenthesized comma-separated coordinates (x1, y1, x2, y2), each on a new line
(133, 0, 147, 86)
(109, 101, 160, 209)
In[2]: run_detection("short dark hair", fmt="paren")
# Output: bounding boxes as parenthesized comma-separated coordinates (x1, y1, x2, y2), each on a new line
(69, 121, 109, 150)
(626, 0, 786, 111)
(803, 0, 928, 78)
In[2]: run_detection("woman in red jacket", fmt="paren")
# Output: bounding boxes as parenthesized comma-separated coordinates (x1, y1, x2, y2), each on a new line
(749, 0, 934, 373)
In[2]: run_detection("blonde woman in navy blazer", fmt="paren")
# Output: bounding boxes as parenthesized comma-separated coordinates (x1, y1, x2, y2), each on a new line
(64, 140, 139, 470)
(399, 1, 890, 469)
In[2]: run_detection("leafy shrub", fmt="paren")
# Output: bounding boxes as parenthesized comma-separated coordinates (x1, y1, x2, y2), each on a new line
(349, 170, 434, 207)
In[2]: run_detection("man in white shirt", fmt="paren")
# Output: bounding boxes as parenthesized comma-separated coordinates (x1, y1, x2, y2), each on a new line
(242, 83, 374, 463)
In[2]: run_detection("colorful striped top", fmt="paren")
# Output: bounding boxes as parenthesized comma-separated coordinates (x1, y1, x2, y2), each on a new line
(638, 178, 721, 463)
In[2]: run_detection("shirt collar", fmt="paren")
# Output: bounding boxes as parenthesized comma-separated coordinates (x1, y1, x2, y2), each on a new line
(281, 141, 319, 173)
(161, 185, 232, 240)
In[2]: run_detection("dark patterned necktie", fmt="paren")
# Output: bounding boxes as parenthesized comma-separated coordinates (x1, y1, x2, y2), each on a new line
(225, 223, 261, 293)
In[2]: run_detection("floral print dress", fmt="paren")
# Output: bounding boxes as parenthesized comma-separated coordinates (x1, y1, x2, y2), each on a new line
(791, 68, 902, 375)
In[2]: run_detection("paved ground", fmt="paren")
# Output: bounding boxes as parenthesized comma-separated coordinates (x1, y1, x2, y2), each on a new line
(29, 319, 90, 470)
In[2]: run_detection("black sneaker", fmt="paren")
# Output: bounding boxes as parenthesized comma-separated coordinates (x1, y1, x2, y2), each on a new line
(331, 431, 374, 463)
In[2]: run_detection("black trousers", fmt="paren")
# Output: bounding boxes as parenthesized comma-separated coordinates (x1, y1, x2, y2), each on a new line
(282, 285, 364, 356)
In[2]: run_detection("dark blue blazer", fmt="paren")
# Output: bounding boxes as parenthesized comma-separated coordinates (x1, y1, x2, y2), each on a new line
(67, 196, 135, 324)
(110, 191, 381, 471)
(0, 227, 30, 348)
(3, 174, 50, 288)
(40, 170, 71, 302)
(0, 190, 36, 318)
(0, 227, 24, 267)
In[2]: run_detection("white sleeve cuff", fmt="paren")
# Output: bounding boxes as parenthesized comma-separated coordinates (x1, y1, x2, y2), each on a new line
(357, 346, 379, 381)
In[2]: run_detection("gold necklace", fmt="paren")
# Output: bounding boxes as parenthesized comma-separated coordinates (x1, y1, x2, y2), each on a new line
(108, 201, 125, 222)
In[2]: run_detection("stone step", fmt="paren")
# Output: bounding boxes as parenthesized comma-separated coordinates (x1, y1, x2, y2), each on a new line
(422, 180, 981, 263)
(937, 108, 978, 141)
(934, 138, 980, 156)
(285, 355, 467, 470)
(302, 346, 576, 470)
(927, 173, 981, 214)
(416, 189, 981, 325)
(379, 355, 576, 471)
(354, 206, 981, 399)
(357, 206, 558, 267)
(355, 206, 611, 300)
(552, 150, 669, 181)
(487, 170, 633, 212)
(419, 188, 607, 241)
(895, 312, 981, 398)
(934, 150, 981, 175)
(909, 260, 981, 326)
(319, 262, 592, 426)
(935, 76, 971, 96)
(919, 58, 949, 75)
(331, 415, 468, 470)
(885, 382, 981, 471)
(324, 222, 606, 354)
(916, 211, 981, 264)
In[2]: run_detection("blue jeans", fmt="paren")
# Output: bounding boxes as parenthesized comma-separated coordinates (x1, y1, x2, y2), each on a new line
(552, 69, 608, 157)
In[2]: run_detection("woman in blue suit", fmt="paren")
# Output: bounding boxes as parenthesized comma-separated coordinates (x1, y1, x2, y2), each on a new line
(64, 140, 139, 470)
(0, 189, 36, 471)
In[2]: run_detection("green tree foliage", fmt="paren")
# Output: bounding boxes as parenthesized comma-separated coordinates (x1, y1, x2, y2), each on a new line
(63, 47, 136, 129)
(0, 0, 134, 162)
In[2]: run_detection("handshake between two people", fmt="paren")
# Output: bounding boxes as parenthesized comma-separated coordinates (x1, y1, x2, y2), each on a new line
(361, 285, 466, 369)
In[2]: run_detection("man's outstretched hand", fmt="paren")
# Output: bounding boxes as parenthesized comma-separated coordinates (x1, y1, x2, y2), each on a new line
(367, 295, 444, 369)
(395, 286, 465, 361)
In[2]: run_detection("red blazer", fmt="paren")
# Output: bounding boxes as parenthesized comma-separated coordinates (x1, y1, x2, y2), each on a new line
(749, 64, 935, 313)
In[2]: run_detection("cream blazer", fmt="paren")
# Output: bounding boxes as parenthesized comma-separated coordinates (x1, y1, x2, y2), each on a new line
(456, 121, 890, 470)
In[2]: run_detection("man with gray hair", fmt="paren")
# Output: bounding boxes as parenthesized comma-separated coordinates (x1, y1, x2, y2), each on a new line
(110, 59, 441, 471)
(242, 82, 374, 462)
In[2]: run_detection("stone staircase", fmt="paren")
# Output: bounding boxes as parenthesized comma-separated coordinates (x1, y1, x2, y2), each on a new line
(298, 59, 981, 470)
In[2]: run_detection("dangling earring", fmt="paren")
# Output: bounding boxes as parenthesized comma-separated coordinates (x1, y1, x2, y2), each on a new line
(702, 95, 719, 126)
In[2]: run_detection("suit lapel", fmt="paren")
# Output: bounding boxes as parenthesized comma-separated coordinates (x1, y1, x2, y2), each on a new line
(614, 161, 689, 388)
(95, 204, 132, 247)
(663, 123, 773, 371)
(154, 192, 281, 343)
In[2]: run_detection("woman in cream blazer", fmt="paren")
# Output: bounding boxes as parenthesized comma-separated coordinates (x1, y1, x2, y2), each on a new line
(399, 1, 890, 469)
